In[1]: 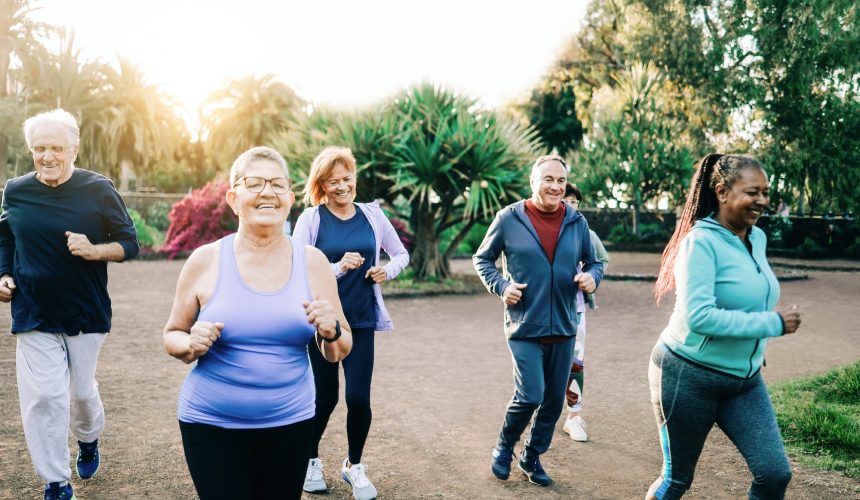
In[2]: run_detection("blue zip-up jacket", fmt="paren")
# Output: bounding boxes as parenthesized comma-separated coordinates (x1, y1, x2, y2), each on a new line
(660, 216, 783, 378)
(473, 200, 604, 339)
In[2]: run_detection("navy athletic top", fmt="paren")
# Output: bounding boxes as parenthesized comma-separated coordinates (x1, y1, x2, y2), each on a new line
(316, 205, 377, 328)
(178, 234, 317, 428)
(0, 169, 139, 335)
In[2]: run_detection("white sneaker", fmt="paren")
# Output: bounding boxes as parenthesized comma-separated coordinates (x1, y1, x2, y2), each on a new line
(303, 458, 328, 493)
(341, 458, 378, 500)
(563, 415, 588, 442)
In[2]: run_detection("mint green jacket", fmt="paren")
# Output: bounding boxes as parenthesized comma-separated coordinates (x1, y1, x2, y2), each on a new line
(660, 217, 783, 378)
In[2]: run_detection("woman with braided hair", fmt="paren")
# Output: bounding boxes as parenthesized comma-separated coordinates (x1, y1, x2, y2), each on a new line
(646, 154, 802, 500)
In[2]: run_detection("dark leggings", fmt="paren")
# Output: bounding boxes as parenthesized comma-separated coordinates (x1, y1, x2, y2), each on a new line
(648, 343, 792, 500)
(309, 326, 375, 464)
(179, 418, 313, 500)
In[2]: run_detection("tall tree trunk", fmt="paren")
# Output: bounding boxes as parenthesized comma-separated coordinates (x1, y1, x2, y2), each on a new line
(410, 206, 448, 280)
(0, 135, 8, 186)
(119, 158, 135, 191)
(441, 218, 478, 264)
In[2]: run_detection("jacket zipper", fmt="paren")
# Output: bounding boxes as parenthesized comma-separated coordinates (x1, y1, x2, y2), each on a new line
(745, 234, 768, 377)
(513, 206, 577, 335)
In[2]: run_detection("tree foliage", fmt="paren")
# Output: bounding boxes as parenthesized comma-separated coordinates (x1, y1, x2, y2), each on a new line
(201, 74, 305, 170)
(276, 83, 542, 279)
(520, 68, 584, 157)
(573, 62, 694, 235)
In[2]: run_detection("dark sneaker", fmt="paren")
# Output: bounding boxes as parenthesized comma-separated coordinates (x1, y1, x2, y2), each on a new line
(518, 451, 552, 486)
(76, 439, 100, 479)
(44, 482, 75, 500)
(490, 446, 513, 480)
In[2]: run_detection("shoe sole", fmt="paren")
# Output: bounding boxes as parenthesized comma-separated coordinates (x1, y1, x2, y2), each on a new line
(491, 468, 510, 480)
(302, 482, 328, 493)
(517, 463, 552, 487)
(341, 472, 377, 500)
(76, 462, 99, 480)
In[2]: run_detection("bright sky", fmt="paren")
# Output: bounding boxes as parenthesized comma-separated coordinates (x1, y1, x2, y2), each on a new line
(32, 0, 587, 113)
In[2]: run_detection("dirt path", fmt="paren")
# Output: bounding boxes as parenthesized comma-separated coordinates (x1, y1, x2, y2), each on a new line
(1, 254, 858, 499)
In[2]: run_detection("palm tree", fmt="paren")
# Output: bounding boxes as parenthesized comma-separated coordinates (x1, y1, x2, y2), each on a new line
(0, 0, 50, 184)
(384, 83, 542, 278)
(83, 57, 188, 189)
(15, 29, 107, 116)
(200, 74, 305, 169)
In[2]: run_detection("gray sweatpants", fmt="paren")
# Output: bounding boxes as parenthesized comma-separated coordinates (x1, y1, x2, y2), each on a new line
(16, 331, 107, 484)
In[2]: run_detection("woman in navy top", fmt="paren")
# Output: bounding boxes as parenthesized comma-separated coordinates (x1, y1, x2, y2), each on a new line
(293, 146, 409, 500)
(163, 146, 352, 500)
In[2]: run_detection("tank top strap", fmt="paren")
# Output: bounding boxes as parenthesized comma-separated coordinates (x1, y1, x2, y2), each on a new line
(287, 236, 314, 302)
(218, 233, 240, 284)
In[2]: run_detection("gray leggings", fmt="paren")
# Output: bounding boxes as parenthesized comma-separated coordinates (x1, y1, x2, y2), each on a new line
(648, 343, 791, 500)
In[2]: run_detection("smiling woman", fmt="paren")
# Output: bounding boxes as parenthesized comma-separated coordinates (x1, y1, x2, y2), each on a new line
(162, 146, 353, 499)
(647, 153, 802, 500)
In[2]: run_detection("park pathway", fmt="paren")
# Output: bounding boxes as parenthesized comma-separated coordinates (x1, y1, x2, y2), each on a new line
(0, 254, 858, 499)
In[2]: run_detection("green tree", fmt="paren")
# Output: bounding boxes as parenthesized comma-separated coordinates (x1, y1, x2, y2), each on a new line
(521, 68, 584, 156)
(201, 74, 305, 169)
(382, 84, 542, 279)
(625, 0, 860, 213)
(0, 0, 50, 184)
(83, 57, 187, 189)
(573, 62, 694, 236)
(276, 84, 542, 279)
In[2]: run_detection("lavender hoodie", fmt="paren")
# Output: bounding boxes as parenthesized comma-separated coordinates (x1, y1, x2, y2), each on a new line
(292, 201, 410, 332)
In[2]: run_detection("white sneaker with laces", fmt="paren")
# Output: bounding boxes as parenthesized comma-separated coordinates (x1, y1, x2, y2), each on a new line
(563, 415, 588, 442)
(341, 458, 378, 500)
(303, 458, 328, 493)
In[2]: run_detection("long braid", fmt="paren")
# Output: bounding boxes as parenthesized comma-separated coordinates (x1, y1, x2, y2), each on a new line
(654, 154, 723, 304)
(654, 154, 765, 304)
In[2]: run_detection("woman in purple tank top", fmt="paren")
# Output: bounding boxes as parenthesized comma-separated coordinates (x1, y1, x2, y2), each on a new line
(163, 146, 353, 500)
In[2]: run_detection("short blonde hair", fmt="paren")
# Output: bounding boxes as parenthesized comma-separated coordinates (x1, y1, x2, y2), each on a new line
(303, 146, 357, 206)
(23, 108, 80, 147)
(229, 146, 289, 186)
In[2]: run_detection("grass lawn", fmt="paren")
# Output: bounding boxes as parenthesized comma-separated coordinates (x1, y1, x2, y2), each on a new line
(770, 360, 860, 478)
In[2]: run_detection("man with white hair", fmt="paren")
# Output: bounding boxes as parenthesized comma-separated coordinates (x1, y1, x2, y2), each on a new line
(0, 109, 139, 500)
(473, 155, 603, 487)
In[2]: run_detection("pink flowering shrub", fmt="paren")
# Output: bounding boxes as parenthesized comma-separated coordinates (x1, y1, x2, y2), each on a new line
(389, 217, 413, 252)
(161, 180, 238, 258)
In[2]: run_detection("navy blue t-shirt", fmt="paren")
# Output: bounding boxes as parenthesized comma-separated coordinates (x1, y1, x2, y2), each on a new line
(0, 169, 139, 335)
(316, 205, 377, 328)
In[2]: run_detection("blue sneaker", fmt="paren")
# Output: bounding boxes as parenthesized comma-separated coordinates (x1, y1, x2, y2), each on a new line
(518, 450, 552, 486)
(44, 482, 75, 500)
(490, 446, 513, 480)
(76, 439, 100, 479)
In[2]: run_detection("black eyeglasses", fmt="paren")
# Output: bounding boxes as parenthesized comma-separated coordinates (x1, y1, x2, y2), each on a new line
(233, 176, 291, 194)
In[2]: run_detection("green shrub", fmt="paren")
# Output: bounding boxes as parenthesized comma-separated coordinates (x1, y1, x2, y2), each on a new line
(144, 201, 173, 233)
(128, 208, 164, 250)
(765, 215, 793, 247)
(607, 223, 634, 244)
(799, 236, 823, 253)
(606, 222, 669, 244)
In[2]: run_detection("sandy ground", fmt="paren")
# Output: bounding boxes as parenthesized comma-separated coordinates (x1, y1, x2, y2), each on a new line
(0, 253, 858, 499)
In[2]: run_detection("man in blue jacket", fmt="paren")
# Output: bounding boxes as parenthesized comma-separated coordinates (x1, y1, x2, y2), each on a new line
(473, 155, 604, 487)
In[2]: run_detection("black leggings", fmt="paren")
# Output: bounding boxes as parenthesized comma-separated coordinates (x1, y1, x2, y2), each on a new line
(309, 326, 375, 464)
(179, 418, 313, 500)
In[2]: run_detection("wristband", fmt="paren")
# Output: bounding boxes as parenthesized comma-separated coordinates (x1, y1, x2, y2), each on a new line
(319, 320, 342, 343)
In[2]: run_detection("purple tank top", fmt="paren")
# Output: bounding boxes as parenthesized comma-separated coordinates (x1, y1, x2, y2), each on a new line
(177, 234, 317, 428)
